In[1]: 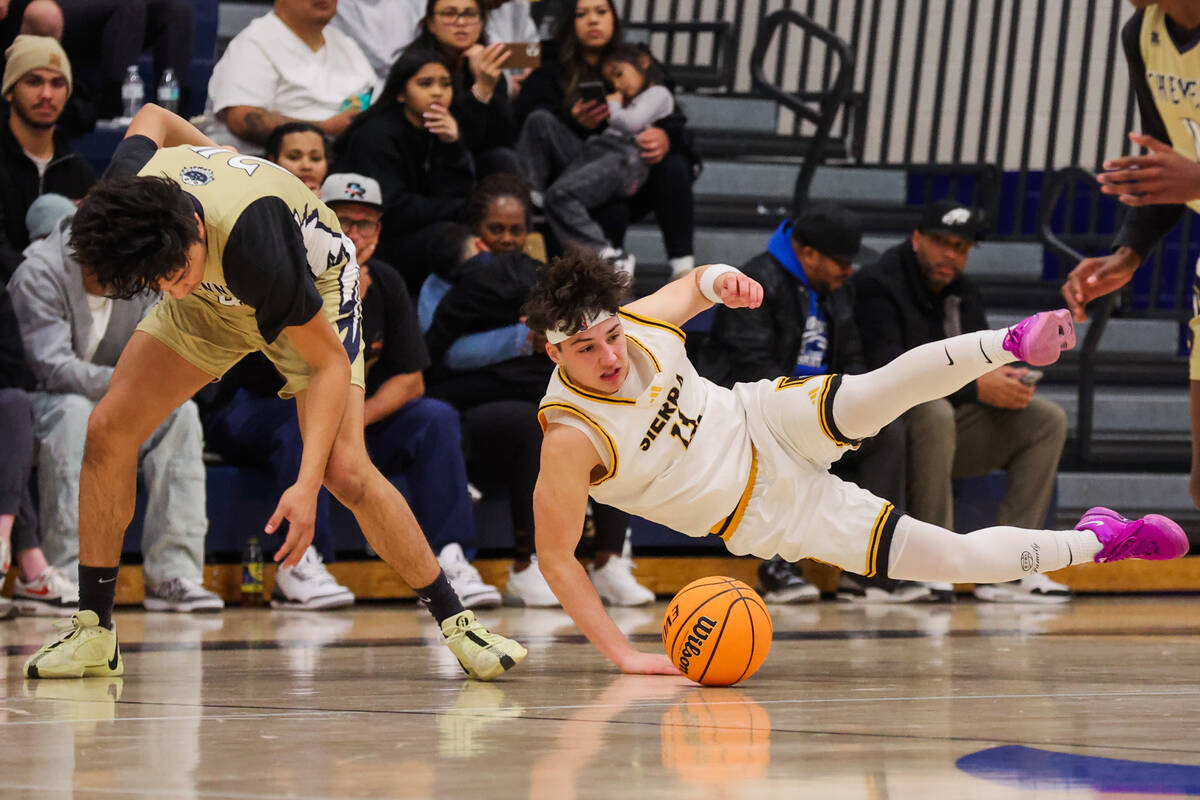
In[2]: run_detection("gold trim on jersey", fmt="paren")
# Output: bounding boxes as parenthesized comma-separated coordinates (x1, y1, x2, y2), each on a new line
(618, 308, 686, 342)
(709, 446, 758, 541)
(557, 368, 638, 406)
(625, 334, 661, 373)
(815, 375, 854, 447)
(537, 402, 619, 486)
(863, 502, 895, 578)
(774, 375, 817, 391)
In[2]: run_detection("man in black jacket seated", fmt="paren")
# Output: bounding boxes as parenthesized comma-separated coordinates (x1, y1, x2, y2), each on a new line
(853, 199, 1070, 604)
(697, 203, 926, 604)
(0, 35, 94, 280)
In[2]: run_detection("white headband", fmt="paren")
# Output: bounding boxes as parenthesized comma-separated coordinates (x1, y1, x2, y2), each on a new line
(545, 309, 617, 345)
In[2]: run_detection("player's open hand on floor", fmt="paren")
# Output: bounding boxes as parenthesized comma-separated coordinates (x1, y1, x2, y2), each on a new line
(265, 483, 318, 568)
(616, 651, 682, 676)
(1098, 132, 1200, 206)
(717, 271, 763, 309)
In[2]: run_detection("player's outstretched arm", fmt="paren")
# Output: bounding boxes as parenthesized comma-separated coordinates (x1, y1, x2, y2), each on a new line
(623, 264, 762, 328)
(265, 312, 352, 568)
(125, 103, 222, 149)
(535, 423, 679, 675)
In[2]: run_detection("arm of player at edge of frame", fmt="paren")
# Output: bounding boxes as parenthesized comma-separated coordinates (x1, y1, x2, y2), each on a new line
(533, 425, 682, 675)
(124, 103, 227, 150)
(622, 264, 765, 327)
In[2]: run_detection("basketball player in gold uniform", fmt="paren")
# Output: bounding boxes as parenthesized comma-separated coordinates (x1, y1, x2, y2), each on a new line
(1061, 0, 1200, 507)
(23, 104, 526, 681)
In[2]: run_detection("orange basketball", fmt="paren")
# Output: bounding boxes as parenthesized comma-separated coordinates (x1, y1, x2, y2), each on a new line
(661, 576, 772, 686)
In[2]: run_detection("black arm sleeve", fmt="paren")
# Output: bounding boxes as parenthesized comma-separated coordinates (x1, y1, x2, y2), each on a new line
(222, 197, 324, 343)
(103, 135, 159, 179)
(1113, 12, 1188, 257)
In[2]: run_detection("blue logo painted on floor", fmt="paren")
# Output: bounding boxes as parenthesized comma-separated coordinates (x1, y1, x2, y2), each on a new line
(957, 746, 1200, 795)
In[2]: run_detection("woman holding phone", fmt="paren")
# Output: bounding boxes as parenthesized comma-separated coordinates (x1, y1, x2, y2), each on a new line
(405, 0, 520, 175)
(514, 0, 698, 278)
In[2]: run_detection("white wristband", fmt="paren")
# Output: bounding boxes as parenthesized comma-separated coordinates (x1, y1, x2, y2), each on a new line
(698, 264, 740, 304)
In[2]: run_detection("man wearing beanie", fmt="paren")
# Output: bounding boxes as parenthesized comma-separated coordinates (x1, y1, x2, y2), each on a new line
(0, 34, 94, 281)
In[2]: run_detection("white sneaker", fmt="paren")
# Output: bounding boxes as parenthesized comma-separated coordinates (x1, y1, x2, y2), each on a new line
(271, 548, 355, 610)
(143, 577, 225, 613)
(975, 574, 1072, 604)
(14, 565, 79, 616)
(590, 556, 655, 607)
(503, 556, 560, 607)
(599, 246, 636, 277)
(438, 543, 501, 609)
(0, 539, 13, 620)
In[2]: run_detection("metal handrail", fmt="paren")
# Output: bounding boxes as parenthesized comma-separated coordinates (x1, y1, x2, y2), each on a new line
(1037, 166, 1117, 464)
(748, 9, 854, 210)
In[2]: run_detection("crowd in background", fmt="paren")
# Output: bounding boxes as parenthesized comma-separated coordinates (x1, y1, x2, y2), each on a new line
(0, 0, 1073, 621)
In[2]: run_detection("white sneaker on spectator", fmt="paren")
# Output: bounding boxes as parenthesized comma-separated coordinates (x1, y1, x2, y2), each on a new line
(438, 543, 501, 609)
(503, 556, 560, 607)
(668, 256, 696, 279)
(590, 556, 655, 606)
(974, 574, 1072, 604)
(14, 566, 79, 616)
(836, 573, 931, 603)
(271, 548, 355, 610)
(924, 581, 957, 602)
(599, 246, 636, 277)
(143, 577, 225, 613)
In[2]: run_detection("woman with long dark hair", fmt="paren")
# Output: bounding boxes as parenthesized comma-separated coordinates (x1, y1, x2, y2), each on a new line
(405, 0, 520, 174)
(333, 49, 475, 294)
(514, 0, 697, 278)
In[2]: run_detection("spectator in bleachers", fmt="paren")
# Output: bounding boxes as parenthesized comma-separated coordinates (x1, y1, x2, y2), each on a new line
(57, 0, 193, 120)
(265, 121, 330, 195)
(853, 199, 1071, 604)
(514, 0, 697, 278)
(0, 0, 63, 51)
(0, 280, 43, 619)
(0, 34, 93, 281)
(404, 0, 519, 175)
(331, 0, 424, 83)
(697, 203, 928, 604)
(522, 44, 674, 272)
(334, 48, 474, 294)
(8, 210, 222, 614)
(207, 0, 377, 153)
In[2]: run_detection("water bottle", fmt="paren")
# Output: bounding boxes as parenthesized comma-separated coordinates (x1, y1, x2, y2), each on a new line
(121, 65, 144, 119)
(156, 68, 179, 114)
(241, 535, 264, 607)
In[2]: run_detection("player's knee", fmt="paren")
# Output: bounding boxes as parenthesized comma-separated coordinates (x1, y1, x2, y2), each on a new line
(322, 446, 372, 506)
(84, 404, 134, 464)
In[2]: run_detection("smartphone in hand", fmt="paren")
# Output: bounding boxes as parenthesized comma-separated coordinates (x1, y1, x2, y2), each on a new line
(578, 80, 607, 105)
(502, 42, 541, 70)
(1019, 369, 1044, 386)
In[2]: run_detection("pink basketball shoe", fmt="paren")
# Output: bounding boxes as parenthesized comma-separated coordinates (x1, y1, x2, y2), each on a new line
(1075, 507, 1190, 564)
(1002, 309, 1076, 366)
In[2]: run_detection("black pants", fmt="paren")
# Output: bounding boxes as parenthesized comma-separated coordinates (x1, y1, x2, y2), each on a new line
(831, 418, 907, 512)
(0, 388, 40, 553)
(461, 401, 542, 555)
(595, 150, 695, 259)
(59, 0, 194, 116)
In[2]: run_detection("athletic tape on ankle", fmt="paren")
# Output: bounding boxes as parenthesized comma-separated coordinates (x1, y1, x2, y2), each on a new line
(545, 309, 617, 344)
(699, 264, 740, 304)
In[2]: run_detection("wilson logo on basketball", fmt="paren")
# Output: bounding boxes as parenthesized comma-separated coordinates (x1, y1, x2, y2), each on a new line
(676, 616, 716, 672)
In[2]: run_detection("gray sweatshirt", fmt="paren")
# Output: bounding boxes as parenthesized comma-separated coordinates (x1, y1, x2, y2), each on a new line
(8, 220, 158, 401)
(606, 85, 675, 137)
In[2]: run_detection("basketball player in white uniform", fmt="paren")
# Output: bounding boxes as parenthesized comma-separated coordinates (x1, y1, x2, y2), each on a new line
(529, 251, 1189, 675)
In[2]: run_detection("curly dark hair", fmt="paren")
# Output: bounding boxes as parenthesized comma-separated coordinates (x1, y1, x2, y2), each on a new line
(465, 172, 532, 232)
(522, 247, 630, 341)
(69, 175, 201, 299)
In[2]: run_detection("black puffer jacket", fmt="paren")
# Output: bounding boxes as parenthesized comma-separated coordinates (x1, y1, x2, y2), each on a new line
(852, 240, 989, 406)
(696, 248, 865, 387)
(0, 123, 95, 281)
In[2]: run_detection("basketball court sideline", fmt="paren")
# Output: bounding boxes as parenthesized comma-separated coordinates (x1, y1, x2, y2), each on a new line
(2, 595, 1198, 799)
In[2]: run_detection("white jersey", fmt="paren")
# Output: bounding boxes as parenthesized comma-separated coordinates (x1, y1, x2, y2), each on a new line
(538, 308, 756, 538)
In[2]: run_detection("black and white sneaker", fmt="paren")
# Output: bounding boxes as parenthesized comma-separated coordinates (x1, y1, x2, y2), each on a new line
(144, 577, 225, 613)
(924, 581, 958, 603)
(836, 573, 931, 603)
(271, 548, 355, 610)
(756, 556, 820, 604)
(974, 574, 1072, 604)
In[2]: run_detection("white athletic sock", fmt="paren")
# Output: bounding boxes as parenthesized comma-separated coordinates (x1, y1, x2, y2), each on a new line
(833, 328, 1012, 440)
(886, 515, 1102, 584)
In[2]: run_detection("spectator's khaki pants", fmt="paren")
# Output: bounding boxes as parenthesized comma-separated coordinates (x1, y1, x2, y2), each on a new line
(903, 396, 1067, 531)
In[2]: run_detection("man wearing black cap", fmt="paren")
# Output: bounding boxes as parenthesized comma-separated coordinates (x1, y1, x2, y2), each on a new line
(697, 202, 926, 604)
(854, 199, 1070, 604)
